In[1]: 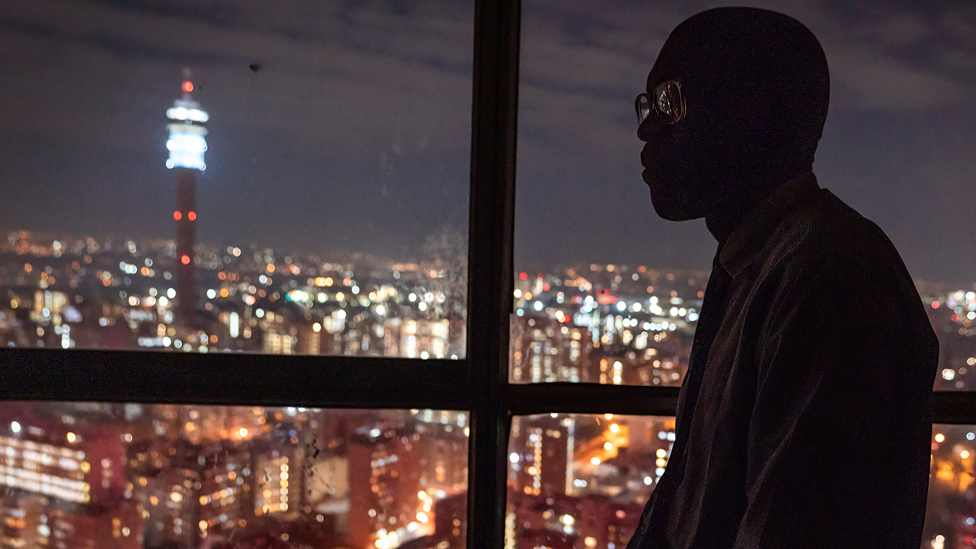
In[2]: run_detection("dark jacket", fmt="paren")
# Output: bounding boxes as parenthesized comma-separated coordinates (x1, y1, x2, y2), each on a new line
(627, 172, 939, 548)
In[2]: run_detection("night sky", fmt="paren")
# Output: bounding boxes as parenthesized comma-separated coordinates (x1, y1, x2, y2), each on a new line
(1, 1, 975, 284)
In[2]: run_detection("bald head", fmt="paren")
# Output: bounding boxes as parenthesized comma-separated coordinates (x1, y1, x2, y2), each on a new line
(639, 8, 830, 225)
(654, 7, 828, 166)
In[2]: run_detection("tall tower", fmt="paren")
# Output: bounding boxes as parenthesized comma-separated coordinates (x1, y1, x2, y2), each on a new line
(165, 68, 208, 325)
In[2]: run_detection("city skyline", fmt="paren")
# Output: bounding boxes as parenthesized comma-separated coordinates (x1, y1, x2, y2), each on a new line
(1, 1, 975, 283)
(3, 2, 976, 548)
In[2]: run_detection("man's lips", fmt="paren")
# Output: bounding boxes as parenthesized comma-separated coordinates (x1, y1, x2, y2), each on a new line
(640, 151, 658, 175)
(640, 145, 660, 188)
(642, 168, 654, 187)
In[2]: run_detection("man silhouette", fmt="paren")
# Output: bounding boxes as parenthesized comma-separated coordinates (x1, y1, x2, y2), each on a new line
(628, 8, 938, 548)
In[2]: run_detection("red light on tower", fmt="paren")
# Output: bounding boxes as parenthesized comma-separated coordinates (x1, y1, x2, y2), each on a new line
(171, 68, 203, 325)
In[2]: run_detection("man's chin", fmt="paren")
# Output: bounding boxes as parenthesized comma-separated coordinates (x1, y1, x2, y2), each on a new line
(650, 190, 703, 221)
(645, 169, 706, 221)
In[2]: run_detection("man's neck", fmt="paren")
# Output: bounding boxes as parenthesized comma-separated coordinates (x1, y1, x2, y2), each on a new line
(704, 169, 809, 245)
(705, 207, 750, 246)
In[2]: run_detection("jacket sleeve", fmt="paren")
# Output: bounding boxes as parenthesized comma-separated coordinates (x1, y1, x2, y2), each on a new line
(733, 256, 937, 548)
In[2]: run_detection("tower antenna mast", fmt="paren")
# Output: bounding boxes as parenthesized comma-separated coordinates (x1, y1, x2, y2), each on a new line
(165, 68, 209, 328)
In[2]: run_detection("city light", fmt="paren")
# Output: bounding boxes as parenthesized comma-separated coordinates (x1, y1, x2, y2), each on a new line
(1, 225, 973, 544)
(166, 105, 208, 123)
(166, 92, 208, 170)
(0, 1, 972, 545)
(165, 130, 208, 171)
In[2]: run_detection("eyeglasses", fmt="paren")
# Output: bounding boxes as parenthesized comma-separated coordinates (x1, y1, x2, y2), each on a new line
(635, 80, 686, 126)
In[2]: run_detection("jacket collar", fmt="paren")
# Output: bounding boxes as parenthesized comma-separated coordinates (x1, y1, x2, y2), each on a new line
(718, 171, 821, 279)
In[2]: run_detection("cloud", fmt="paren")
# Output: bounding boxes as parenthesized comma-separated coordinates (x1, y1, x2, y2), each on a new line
(827, 44, 969, 111)
(0, 0, 475, 156)
(0, 0, 477, 257)
(816, 6, 975, 112)
(511, 0, 976, 275)
(518, 0, 976, 115)
(514, 0, 976, 168)
(2, 0, 974, 272)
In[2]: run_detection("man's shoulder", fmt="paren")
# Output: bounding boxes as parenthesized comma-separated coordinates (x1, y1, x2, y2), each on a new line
(762, 188, 902, 271)
(755, 187, 938, 359)
(753, 187, 931, 313)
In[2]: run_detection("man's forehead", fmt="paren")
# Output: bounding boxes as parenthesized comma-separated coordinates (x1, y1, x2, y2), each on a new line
(646, 51, 682, 91)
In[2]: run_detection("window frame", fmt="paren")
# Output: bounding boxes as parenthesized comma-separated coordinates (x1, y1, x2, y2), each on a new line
(1, 1, 975, 548)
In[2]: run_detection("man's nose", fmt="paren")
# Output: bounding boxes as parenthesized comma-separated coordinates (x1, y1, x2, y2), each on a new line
(637, 117, 654, 142)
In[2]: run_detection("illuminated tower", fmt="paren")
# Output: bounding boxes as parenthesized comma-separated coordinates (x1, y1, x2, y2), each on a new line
(166, 69, 208, 325)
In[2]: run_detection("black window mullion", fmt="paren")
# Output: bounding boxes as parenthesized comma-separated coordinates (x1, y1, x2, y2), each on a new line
(466, 0, 521, 546)
(0, 348, 471, 410)
(502, 385, 976, 425)
(507, 384, 680, 417)
(502, 385, 976, 424)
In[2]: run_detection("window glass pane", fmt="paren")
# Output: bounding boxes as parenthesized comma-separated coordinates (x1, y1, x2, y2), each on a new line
(513, 2, 976, 386)
(1, 0, 472, 358)
(927, 424, 976, 547)
(508, 418, 972, 549)
(0, 402, 468, 548)
(506, 413, 673, 547)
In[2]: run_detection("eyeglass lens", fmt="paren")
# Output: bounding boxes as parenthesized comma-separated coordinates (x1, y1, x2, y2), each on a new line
(636, 81, 685, 126)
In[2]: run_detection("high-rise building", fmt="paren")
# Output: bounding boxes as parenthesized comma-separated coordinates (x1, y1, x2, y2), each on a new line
(165, 68, 209, 326)
(510, 316, 590, 383)
(252, 438, 303, 518)
(0, 410, 141, 548)
(508, 415, 571, 497)
(197, 441, 252, 538)
(347, 418, 430, 549)
(136, 467, 201, 548)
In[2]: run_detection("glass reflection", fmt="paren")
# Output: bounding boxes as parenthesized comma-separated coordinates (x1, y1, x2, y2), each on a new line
(510, 267, 704, 386)
(0, 403, 467, 548)
(0, 0, 473, 359)
(926, 424, 976, 548)
(506, 414, 673, 548)
(506, 417, 976, 549)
